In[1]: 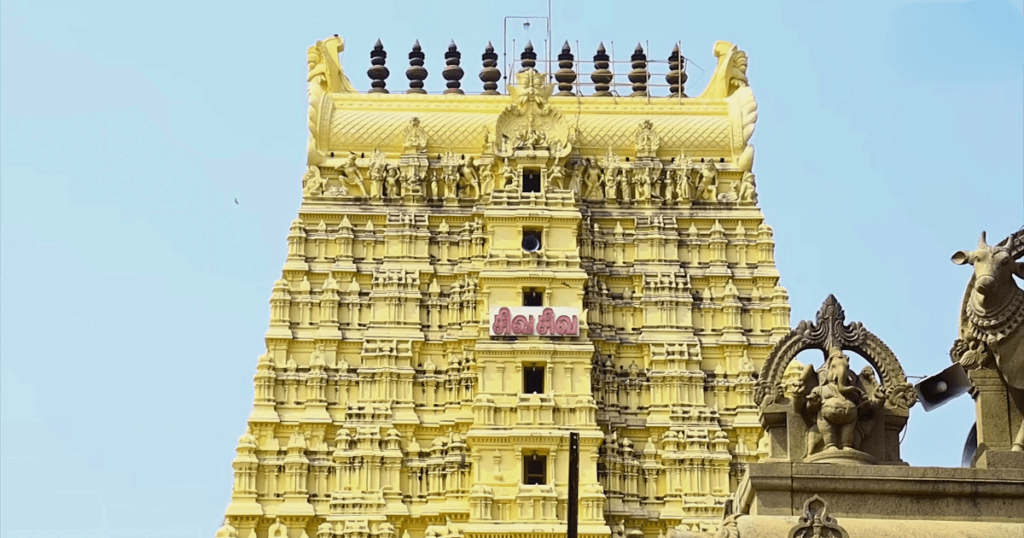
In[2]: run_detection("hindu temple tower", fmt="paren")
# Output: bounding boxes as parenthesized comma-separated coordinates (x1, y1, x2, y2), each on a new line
(216, 36, 791, 538)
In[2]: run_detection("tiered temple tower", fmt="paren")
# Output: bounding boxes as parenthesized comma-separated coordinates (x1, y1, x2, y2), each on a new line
(216, 36, 791, 538)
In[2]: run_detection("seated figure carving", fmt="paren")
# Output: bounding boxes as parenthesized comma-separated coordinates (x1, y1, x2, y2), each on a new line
(797, 349, 883, 455)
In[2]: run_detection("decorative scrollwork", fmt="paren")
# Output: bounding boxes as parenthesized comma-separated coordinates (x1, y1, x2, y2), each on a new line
(755, 295, 916, 410)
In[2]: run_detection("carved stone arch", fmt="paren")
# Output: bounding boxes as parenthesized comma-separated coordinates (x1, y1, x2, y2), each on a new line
(755, 295, 916, 410)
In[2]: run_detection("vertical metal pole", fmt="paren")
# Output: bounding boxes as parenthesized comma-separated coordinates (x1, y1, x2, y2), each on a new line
(567, 432, 580, 538)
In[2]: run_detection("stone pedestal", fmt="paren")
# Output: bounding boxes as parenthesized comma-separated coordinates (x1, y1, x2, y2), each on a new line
(969, 369, 1024, 469)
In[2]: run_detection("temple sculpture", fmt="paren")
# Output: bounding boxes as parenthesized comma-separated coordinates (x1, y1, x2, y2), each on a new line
(950, 227, 1024, 468)
(217, 36, 792, 538)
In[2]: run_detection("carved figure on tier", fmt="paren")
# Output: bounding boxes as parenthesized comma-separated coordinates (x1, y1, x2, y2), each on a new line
(635, 120, 660, 159)
(802, 348, 872, 451)
(695, 161, 718, 202)
(403, 117, 428, 154)
(603, 164, 618, 200)
(337, 154, 368, 197)
(662, 169, 676, 202)
(568, 160, 584, 194)
(755, 295, 915, 465)
(427, 169, 440, 199)
(548, 160, 567, 190)
(617, 168, 631, 202)
(500, 159, 517, 190)
(441, 152, 459, 198)
(302, 165, 326, 197)
(385, 164, 401, 198)
(950, 229, 1024, 453)
(479, 164, 495, 195)
(737, 171, 757, 204)
(402, 167, 422, 196)
(459, 157, 480, 199)
(369, 149, 387, 200)
(583, 158, 603, 200)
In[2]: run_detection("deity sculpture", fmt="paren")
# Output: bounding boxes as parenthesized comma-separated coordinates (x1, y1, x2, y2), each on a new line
(803, 349, 865, 452)
(458, 157, 480, 198)
(663, 169, 676, 202)
(603, 165, 618, 200)
(384, 164, 401, 198)
(583, 158, 603, 200)
(695, 161, 717, 201)
(500, 159, 517, 189)
(403, 117, 428, 154)
(737, 171, 757, 203)
(338, 154, 368, 197)
(302, 165, 326, 197)
(480, 165, 495, 195)
(617, 168, 631, 202)
(568, 161, 584, 194)
(548, 160, 566, 190)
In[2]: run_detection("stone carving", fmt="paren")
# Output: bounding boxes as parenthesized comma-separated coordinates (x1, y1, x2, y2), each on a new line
(369, 149, 387, 200)
(548, 159, 567, 190)
(337, 154, 367, 197)
(440, 151, 459, 198)
(306, 36, 355, 167)
(756, 295, 916, 464)
(697, 41, 749, 100)
(403, 117, 428, 154)
(695, 161, 718, 202)
(479, 163, 495, 195)
(384, 164, 401, 198)
(737, 172, 757, 204)
(788, 495, 849, 538)
(459, 157, 480, 199)
(950, 229, 1024, 452)
(582, 158, 602, 200)
(500, 158, 517, 190)
(302, 165, 326, 197)
(495, 69, 573, 159)
(635, 120, 660, 158)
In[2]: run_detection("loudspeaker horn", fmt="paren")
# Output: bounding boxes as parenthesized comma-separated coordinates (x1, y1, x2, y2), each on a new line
(915, 363, 971, 412)
(522, 235, 541, 252)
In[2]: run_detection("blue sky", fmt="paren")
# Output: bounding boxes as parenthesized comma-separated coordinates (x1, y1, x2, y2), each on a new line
(0, 0, 1021, 536)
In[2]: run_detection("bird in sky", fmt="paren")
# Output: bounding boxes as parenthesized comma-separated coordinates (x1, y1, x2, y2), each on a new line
(234, 198, 239, 205)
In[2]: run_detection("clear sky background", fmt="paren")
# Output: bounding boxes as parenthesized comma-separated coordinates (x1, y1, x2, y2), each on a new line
(0, 0, 1021, 536)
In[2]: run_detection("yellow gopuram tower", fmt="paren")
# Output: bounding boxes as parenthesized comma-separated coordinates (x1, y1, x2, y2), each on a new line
(216, 36, 791, 538)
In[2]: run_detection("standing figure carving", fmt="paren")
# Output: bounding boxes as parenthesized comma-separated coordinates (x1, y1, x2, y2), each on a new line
(548, 160, 567, 191)
(459, 157, 480, 199)
(384, 165, 401, 198)
(603, 165, 618, 200)
(695, 161, 717, 202)
(480, 164, 495, 196)
(369, 150, 386, 201)
(950, 230, 1024, 451)
(583, 158, 603, 200)
(737, 171, 757, 204)
(338, 154, 367, 197)
(500, 159, 517, 190)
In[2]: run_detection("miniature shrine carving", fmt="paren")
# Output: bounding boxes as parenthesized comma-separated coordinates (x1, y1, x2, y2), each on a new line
(755, 295, 916, 464)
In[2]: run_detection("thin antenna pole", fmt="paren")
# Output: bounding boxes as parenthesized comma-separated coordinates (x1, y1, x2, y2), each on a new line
(547, 0, 552, 82)
(646, 39, 650, 104)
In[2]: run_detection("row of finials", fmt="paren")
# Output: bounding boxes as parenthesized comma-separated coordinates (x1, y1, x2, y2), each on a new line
(363, 40, 690, 97)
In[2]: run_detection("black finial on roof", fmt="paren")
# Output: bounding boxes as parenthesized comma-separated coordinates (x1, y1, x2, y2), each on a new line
(406, 40, 427, 94)
(443, 41, 464, 95)
(368, 39, 389, 94)
(592, 43, 612, 96)
(480, 41, 500, 95)
(629, 43, 648, 97)
(555, 41, 576, 96)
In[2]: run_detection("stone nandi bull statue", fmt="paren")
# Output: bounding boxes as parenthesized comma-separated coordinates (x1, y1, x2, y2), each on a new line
(950, 229, 1024, 452)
